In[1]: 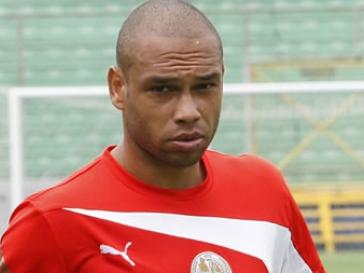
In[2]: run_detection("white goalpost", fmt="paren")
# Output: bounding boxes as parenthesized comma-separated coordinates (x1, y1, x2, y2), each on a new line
(8, 87, 108, 210)
(7, 82, 364, 209)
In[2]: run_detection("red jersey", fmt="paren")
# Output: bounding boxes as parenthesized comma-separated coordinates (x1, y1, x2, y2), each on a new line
(1, 146, 325, 273)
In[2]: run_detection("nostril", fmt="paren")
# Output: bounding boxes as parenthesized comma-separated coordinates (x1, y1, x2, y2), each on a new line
(174, 97, 201, 123)
(174, 108, 201, 124)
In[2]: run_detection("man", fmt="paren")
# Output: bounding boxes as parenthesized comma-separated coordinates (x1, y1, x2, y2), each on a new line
(0, 1, 326, 272)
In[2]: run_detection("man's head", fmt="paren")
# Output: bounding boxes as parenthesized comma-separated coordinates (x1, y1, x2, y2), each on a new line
(108, 0, 224, 169)
(116, 0, 223, 75)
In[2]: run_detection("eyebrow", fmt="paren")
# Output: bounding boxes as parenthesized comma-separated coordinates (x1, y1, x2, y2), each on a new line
(195, 72, 221, 81)
(145, 76, 180, 84)
(143, 72, 221, 84)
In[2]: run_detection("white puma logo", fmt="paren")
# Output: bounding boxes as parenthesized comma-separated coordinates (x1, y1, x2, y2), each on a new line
(100, 242, 135, 266)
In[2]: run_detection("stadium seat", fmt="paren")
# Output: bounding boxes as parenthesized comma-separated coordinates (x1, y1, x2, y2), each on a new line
(1, 0, 364, 185)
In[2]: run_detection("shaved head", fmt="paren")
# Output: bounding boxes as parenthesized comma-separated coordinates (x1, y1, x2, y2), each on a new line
(116, 0, 223, 74)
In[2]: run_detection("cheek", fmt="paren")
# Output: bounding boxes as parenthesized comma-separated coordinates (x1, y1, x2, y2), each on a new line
(125, 100, 168, 140)
(123, 98, 146, 136)
(216, 98, 222, 121)
(200, 94, 222, 123)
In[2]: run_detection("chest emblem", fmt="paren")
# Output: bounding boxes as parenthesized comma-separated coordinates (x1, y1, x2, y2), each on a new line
(100, 242, 135, 266)
(191, 252, 232, 273)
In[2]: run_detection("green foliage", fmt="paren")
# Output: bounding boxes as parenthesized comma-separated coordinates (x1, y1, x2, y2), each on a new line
(320, 251, 364, 273)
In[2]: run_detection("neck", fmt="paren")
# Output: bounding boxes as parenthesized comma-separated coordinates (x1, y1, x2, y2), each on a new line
(111, 144, 205, 190)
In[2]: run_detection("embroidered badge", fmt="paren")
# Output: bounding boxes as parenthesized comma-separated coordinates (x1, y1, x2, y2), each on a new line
(191, 251, 232, 273)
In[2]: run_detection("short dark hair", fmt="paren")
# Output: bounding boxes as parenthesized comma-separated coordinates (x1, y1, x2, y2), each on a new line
(116, 0, 223, 74)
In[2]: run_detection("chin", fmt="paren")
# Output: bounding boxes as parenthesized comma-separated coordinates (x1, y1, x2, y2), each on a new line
(162, 150, 205, 168)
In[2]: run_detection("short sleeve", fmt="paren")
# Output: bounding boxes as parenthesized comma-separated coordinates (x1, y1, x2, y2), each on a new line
(0, 201, 66, 273)
(284, 192, 327, 273)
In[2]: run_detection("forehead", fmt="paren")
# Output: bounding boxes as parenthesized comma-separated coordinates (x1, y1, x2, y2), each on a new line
(130, 35, 222, 75)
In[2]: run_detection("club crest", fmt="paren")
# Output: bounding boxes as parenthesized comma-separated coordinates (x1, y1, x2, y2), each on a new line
(191, 252, 232, 273)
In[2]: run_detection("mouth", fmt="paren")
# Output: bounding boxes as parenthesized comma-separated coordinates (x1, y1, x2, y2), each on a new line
(169, 132, 205, 152)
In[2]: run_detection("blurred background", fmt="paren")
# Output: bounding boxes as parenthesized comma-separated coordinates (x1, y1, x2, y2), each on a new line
(1, 1, 364, 272)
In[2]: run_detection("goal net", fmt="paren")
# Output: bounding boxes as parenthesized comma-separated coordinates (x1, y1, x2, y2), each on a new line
(2, 82, 364, 212)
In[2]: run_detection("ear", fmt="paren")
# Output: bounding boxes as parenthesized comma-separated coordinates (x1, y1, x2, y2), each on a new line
(107, 66, 127, 110)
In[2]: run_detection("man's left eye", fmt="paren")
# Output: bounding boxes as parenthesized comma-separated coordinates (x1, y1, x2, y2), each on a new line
(195, 83, 216, 91)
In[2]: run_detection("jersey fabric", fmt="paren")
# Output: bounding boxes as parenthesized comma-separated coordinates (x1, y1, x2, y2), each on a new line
(1, 146, 326, 273)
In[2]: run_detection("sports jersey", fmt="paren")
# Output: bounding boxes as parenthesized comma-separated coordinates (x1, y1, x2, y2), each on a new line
(1, 146, 326, 273)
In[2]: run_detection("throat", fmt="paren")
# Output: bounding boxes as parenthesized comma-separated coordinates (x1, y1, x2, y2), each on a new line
(111, 145, 206, 190)
(148, 162, 206, 190)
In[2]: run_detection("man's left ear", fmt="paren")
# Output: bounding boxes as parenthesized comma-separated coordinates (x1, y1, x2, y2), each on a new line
(107, 66, 127, 110)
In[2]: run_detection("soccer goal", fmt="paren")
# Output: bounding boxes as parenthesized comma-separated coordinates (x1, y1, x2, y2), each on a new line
(6, 81, 364, 210)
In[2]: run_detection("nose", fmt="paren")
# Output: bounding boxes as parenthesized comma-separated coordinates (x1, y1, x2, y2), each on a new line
(173, 92, 201, 124)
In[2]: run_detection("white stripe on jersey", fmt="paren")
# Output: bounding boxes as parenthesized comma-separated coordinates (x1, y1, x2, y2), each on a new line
(64, 208, 312, 273)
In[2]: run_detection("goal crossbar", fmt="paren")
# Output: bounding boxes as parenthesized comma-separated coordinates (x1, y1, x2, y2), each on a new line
(7, 81, 364, 209)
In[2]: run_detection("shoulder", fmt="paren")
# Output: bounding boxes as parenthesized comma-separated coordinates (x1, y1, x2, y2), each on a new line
(3, 156, 105, 252)
(205, 149, 290, 195)
(206, 149, 284, 180)
(1, 153, 107, 272)
(1, 200, 66, 272)
(20, 155, 104, 214)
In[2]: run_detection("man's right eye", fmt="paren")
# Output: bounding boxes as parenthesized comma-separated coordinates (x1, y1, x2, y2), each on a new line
(148, 85, 172, 93)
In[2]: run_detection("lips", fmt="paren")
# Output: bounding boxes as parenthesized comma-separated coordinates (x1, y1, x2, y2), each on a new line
(169, 131, 205, 152)
(173, 131, 204, 141)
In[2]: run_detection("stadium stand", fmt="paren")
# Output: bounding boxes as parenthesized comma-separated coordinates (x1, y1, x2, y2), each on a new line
(1, 1, 364, 247)
(1, 1, 364, 85)
(294, 188, 364, 252)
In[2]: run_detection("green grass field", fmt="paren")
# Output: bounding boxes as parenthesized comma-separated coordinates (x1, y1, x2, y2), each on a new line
(320, 251, 364, 273)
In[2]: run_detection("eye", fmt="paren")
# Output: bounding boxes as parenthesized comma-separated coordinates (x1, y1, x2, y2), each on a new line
(195, 83, 217, 92)
(148, 85, 173, 93)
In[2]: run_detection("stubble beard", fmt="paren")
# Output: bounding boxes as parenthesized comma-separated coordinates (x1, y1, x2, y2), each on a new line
(124, 110, 220, 169)
(141, 137, 209, 169)
(153, 120, 219, 169)
(146, 124, 218, 169)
